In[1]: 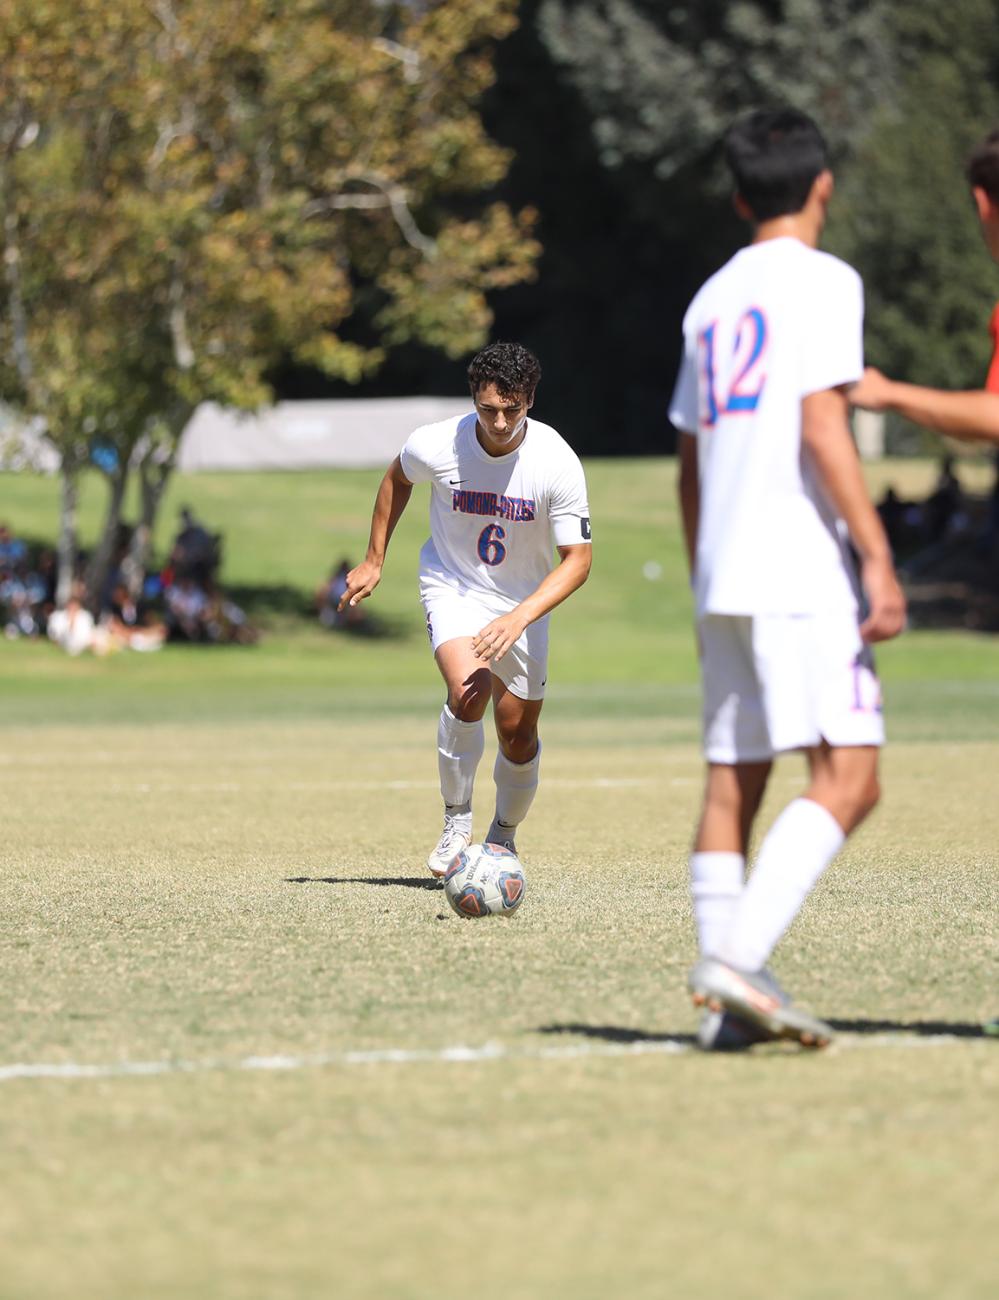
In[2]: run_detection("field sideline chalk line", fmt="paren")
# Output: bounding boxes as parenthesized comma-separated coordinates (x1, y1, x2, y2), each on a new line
(0, 1032, 982, 1084)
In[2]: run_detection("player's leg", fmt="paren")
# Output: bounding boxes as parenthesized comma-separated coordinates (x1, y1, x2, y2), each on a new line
(687, 616, 779, 1049)
(691, 760, 771, 957)
(426, 635, 491, 877)
(690, 616, 774, 958)
(719, 742, 878, 973)
(486, 680, 544, 851)
(692, 764, 776, 1049)
(482, 616, 548, 853)
(717, 607, 883, 973)
(691, 613, 882, 1045)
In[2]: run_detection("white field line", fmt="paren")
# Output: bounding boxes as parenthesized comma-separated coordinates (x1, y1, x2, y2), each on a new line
(0, 1032, 980, 1084)
(96, 777, 663, 794)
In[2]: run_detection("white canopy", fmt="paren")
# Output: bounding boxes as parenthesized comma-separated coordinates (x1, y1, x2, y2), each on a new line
(176, 397, 472, 472)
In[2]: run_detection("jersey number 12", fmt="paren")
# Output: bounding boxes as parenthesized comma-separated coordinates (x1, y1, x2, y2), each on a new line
(698, 307, 768, 427)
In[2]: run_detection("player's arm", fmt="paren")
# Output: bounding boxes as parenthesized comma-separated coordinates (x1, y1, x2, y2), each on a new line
(337, 456, 413, 610)
(802, 387, 906, 643)
(851, 367, 999, 443)
(471, 543, 591, 664)
(677, 431, 699, 576)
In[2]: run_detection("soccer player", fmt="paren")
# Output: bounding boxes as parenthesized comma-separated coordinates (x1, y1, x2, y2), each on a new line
(339, 341, 592, 876)
(851, 129, 999, 443)
(669, 108, 907, 1050)
(851, 129, 999, 1040)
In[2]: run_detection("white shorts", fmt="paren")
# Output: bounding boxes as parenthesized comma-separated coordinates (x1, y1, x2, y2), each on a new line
(420, 578, 549, 701)
(699, 612, 884, 764)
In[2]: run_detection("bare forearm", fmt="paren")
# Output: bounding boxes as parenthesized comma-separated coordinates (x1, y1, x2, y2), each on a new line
(678, 434, 699, 575)
(877, 380, 999, 443)
(803, 388, 905, 642)
(365, 458, 413, 563)
(803, 392, 891, 561)
(516, 548, 591, 625)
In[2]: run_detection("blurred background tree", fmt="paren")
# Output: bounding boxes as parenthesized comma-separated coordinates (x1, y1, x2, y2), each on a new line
(354, 0, 999, 454)
(0, 0, 537, 605)
(4, 0, 999, 557)
(826, 0, 999, 450)
(480, 0, 892, 453)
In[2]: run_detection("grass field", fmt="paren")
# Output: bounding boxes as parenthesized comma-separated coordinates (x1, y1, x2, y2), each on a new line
(1, 459, 997, 1300)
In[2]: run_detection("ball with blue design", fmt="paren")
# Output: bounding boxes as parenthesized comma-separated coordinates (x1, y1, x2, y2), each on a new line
(443, 842, 526, 918)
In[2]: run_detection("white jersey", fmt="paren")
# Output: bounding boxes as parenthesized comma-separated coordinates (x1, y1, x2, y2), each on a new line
(669, 237, 864, 617)
(399, 412, 591, 609)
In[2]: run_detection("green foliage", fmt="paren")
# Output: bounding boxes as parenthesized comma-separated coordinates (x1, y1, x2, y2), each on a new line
(0, 0, 536, 434)
(536, 0, 891, 193)
(0, 0, 537, 598)
(825, 0, 999, 394)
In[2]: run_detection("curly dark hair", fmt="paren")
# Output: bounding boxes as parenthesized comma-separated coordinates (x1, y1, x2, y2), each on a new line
(467, 341, 541, 402)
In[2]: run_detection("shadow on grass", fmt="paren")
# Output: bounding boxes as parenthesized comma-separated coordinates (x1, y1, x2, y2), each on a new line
(285, 875, 443, 891)
(826, 1018, 987, 1039)
(537, 1023, 698, 1047)
(538, 1018, 991, 1046)
(227, 584, 403, 637)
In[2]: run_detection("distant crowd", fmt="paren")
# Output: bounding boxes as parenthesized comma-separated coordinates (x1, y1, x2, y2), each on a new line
(0, 523, 55, 640)
(877, 453, 999, 561)
(2, 508, 378, 655)
(1, 508, 258, 655)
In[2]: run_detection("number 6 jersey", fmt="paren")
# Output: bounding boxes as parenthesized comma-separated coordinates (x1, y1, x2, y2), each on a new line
(400, 413, 591, 610)
(669, 237, 864, 618)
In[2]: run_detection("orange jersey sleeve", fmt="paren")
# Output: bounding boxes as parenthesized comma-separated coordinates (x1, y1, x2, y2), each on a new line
(987, 303, 999, 394)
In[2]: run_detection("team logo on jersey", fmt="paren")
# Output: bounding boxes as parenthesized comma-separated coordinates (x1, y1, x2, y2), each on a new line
(451, 489, 536, 522)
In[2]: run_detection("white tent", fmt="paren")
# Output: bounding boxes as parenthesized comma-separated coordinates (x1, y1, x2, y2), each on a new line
(176, 397, 472, 472)
(0, 407, 60, 473)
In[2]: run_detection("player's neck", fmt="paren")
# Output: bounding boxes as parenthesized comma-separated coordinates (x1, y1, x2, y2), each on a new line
(751, 211, 823, 249)
(476, 422, 527, 457)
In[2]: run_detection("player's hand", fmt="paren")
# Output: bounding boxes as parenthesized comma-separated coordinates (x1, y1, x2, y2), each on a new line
(472, 610, 529, 663)
(850, 367, 894, 412)
(859, 556, 906, 643)
(337, 559, 382, 611)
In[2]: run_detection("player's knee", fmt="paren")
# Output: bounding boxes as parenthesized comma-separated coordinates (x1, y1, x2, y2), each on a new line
(498, 725, 538, 765)
(450, 675, 490, 720)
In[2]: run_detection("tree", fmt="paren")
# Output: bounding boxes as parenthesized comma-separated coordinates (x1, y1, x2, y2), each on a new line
(483, 0, 895, 452)
(0, 0, 538, 606)
(825, 0, 999, 417)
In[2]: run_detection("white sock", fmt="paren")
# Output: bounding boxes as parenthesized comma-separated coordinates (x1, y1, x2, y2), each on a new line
(491, 742, 541, 833)
(719, 798, 846, 972)
(690, 851, 745, 957)
(437, 705, 485, 811)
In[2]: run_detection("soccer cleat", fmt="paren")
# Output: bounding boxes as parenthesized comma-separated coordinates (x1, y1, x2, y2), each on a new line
(687, 957, 834, 1049)
(426, 810, 472, 878)
(697, 1009, 776, 1052)
(484, 818, 518, 856)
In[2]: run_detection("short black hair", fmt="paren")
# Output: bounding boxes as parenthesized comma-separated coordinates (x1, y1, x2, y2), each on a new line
(724, 108, 829, 222)
(967, 129, 999, 204)
(467, 341, 541, 402)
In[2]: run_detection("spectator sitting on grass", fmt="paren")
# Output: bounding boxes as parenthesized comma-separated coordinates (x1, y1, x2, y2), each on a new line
(1, 533, 55, 640)
(162, 573, 257, 645)
(106, 582, 167, 652)
(47, 582, 113, 657)
(172, 506, 220, 584)
(317, 558, 367, 630)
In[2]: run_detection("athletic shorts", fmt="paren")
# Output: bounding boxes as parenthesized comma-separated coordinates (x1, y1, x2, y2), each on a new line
(420, 575, 549, 701)
(699, 611, 884, 764)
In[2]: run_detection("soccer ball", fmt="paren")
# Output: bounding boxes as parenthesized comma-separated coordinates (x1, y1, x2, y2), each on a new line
(443, 842, 526, 918)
